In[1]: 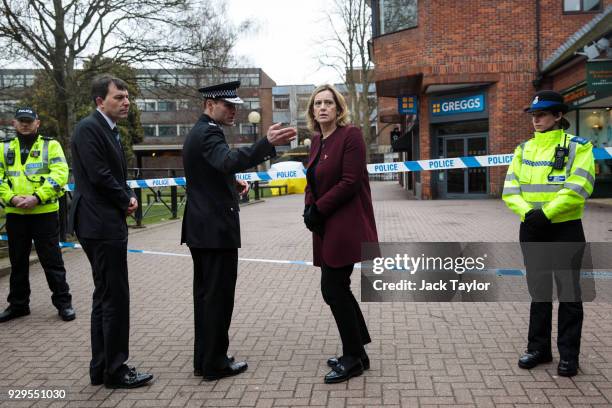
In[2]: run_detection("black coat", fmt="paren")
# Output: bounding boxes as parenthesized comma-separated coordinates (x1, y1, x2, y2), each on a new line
(69, 110, 135, 240)
(181, 114, 276, 248)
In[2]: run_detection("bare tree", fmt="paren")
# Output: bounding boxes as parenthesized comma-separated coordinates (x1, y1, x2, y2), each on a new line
(0, 0, 240, 148)
(319, 0, 377, 156)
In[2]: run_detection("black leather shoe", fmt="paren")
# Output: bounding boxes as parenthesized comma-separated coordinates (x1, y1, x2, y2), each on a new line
(518, 350, 553, 369)
(104, 366, 154, 389)
(194, 355, 235, 376)
(324, 358, 364, 384)
(0, 306, 30, 323)
(59, 307, 76, 321)
(558, 359, 579, 377)
(328, 355, 370, 370)
(90, 378, 103, 386)
(202, 361, 248, 381)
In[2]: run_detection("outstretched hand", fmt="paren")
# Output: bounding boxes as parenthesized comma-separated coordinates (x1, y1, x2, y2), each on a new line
(267, 123, 297, 146)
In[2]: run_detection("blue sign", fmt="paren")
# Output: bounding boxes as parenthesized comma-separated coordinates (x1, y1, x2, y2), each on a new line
(398, 95, 418, 115)
(431, 94, 485, 116)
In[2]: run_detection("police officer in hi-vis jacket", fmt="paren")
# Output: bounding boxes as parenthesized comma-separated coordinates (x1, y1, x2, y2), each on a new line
(0, 107, 75, 323)
(503, 90, 595, 377)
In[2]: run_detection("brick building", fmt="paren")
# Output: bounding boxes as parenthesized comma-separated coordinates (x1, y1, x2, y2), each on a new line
(370, 0, 611, 199)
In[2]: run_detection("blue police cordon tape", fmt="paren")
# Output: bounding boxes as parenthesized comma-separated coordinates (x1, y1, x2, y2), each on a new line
(62, 147, 612, 191)
(1, 235, 611, 279)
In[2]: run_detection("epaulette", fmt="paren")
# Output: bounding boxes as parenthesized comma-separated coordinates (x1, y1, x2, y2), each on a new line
(570, 136, 589, 145)
(208, 122, 218, 127)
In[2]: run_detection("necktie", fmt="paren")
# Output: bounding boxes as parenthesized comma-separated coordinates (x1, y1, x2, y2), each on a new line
(112, 127, 121, 144)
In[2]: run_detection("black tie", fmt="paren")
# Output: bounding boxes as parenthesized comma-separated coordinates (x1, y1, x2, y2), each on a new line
(112, 127, 121, 144)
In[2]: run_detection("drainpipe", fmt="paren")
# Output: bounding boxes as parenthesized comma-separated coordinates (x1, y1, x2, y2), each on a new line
(533, 0, 543, 89)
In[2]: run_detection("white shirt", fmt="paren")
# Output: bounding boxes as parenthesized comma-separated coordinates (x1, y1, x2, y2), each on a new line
(96, 108, 116, 130)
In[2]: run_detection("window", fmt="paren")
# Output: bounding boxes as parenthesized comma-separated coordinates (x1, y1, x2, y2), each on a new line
(24, 75, 35, 86)
(243, 97, 260, 110)
(376, 0, 418, 35)
(157, 100, 175, 112)
(563, 0, 601, 12)
(241, 73, 260, 87)
(0, 100, 18, 113)
(155, 74, 177, 87)
(177, 99, 190, 110)
(142, 125, 157, 137)
(136, 76, 155, 89)
(136, 100, 157, 112)
(158, 125, 177, 137)
(178, 125, 192, 136)
(177, 75, 197, 87)
(239, 123, 257, 135)
(136, 99, 181, 112)
(274, 95, 290, 110)
(1, 74, 25, 88)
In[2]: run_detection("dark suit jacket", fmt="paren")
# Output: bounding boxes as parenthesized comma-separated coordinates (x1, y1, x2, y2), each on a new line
(69, 110, 135, 240)
(305, 125, 379, 267)
(181, 114, 276, 248)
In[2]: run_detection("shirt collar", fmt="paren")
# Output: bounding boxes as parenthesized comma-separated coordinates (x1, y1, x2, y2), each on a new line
(97, 108, 116, 130)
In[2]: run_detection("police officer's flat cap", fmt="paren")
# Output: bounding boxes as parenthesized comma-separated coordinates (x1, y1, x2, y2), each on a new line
(525, 90, 568, 113)
(15, 107, 38, 120)
(198, 81, 243, 104)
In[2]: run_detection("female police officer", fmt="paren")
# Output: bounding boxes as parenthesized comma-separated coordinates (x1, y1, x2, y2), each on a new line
(502, 90, 595, 377)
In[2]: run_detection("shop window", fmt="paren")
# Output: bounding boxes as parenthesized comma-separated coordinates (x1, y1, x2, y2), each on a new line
(563, 0, 601, 12)
(376, 0, 418, 35)
(579, 109, 612, 148)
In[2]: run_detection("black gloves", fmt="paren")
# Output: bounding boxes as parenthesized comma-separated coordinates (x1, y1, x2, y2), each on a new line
(524, 209, 551, 230)
(303, 204, 325, 237)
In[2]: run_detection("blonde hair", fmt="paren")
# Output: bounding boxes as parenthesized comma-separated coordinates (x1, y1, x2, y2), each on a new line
(306, 84, 351, 133)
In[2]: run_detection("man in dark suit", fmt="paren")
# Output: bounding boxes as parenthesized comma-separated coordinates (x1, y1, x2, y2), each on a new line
(182, 81, 296, 381)
(70, 75, 153, 389)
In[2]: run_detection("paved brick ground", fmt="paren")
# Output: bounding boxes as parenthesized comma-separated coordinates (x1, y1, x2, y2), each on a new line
(1, 182, 612, 407)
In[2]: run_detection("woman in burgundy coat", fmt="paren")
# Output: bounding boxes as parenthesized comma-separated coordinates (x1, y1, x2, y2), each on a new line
(303, 84, 379, 384)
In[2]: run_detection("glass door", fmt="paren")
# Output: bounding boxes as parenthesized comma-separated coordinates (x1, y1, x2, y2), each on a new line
(446, 138, 465, 194)
(438, 133, 488, 198)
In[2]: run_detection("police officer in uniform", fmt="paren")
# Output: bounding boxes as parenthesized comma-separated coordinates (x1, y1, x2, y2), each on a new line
(0, 107, 75, 323)
(182, 81, 296, 381)
(503, 90, 595, 377)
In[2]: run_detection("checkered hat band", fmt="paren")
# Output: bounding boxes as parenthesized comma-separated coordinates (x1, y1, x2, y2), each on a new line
(201, 90, 238, 98)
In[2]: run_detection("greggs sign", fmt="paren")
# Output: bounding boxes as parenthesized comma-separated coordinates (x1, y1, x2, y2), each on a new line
(431, 94, 485, 116)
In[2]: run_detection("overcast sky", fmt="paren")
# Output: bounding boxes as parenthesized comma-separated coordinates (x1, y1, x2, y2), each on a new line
(226, 0, 343, 86)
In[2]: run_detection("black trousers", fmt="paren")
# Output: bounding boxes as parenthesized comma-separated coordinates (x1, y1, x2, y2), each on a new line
(520, 219, 585, 360)
(6, 212, 71, 310)
(190, 247, 238, 373)
(321, 263, 371, 358)
(78, 237, 130, 381)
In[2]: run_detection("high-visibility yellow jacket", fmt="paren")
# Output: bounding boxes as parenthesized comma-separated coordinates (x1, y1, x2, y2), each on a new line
(502, 129, 595, 223)
(0, 134, 69, 215)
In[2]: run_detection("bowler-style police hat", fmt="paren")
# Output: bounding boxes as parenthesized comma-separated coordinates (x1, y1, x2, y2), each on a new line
(14, 107, 38, 120)
(198, 81, 243, 104)
(524, 90, 568, 114)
